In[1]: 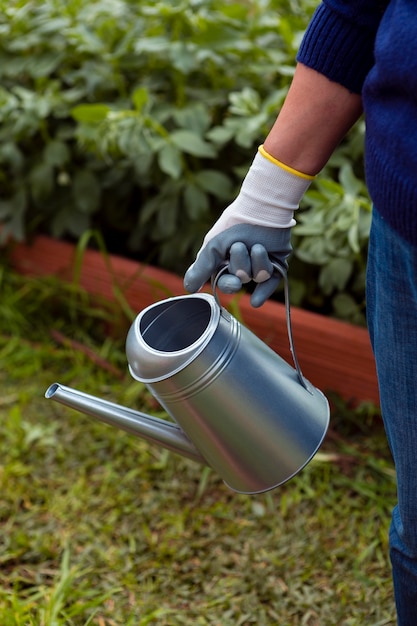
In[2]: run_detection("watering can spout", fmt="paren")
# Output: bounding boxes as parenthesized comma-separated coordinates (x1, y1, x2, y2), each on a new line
(45, 383, 207, 465)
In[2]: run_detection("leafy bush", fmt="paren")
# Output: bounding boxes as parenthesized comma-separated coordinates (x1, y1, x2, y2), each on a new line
(0, 0, 371, 322)
(293, 129, 371, 324)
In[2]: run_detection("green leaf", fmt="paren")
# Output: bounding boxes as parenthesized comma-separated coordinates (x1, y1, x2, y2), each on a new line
(67, 210, 91, 237)
(132, 87, 149, 112)
(287, 278, 306, 307)
(170, 130, 216, 158)
(0, 142, 24, 171)
(29, 162, 54, 203)
(117, 124, 148, 158)
(139, 197, 160, 226)
(156, 197, 178, 239)
(134, 152, 154, 176)
(26, 52, 64, 78)
(339, 163, 362, 195)
(296, 238, 329, 265)
(0, 188, 26, 220)
(332, 293, 361, 320)
(194, 170, 233, 199)
(205, 126, 234, 146)
(169, 41, 198, 74)
(316, 177, 343, 196)
(294, 222, 325, 236)
(183, 183, 209, 219)
(71, 104, 110, 123)
(157, 144, 183, 179)
(172, 104, 211, 134)
(52, 207, 91, 238)
(72, 170, 101, 214)
(0, 189, 26, 242)
(229, 88, 261, 116)
(0, 200, 13, 220)
(134, 36, 169, 54)
(43, 141, 70, 167)
(319, 258, 353, 295)
(347, 222, 360, 254)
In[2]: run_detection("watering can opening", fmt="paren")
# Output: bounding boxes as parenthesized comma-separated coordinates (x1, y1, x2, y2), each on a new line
(126, 293, 221, 383)
(140, 297, 213, 352)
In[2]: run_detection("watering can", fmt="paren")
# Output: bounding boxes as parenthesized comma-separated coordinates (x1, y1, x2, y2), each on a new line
(45, 264, 329, 494)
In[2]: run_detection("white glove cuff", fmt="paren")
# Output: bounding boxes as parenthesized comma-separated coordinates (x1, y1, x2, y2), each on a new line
(225, 146, 314, 229)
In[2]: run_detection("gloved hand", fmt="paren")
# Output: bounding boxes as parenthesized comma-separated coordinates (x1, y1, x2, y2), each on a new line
(184, 145, 314, 307)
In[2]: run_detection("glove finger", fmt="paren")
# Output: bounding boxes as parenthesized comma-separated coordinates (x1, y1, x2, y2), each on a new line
(184, 247, 220, 292)
(250, 244, 274, 283)
(228, 242, 252, 284)
(216, 273, 243, 294)
(250, 275, 281, 308)
(184, 263, 204, 292)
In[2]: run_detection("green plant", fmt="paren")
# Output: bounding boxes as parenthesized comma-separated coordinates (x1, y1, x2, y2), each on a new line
(292, 137, 372, 324)
(0, 0, 141, 243)
(0, 548, 117, 626)
(0, 0, 371, 321)
(68, 0, 315, 271)
(0, 0, 310, 251)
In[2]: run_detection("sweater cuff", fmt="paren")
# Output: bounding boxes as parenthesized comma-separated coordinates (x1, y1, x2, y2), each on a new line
(296, 3, 380, 94)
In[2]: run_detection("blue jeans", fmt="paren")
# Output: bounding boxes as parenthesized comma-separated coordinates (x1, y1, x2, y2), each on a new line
(366, 208, 417, 626)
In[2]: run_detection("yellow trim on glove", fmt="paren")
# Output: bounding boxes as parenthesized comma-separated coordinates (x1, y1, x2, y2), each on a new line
(258, 145, 315, 181)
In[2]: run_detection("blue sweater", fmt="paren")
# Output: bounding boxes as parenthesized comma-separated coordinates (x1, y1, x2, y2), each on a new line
(297, 0, 417, 246)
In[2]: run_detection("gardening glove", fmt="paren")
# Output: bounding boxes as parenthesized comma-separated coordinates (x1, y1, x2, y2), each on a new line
(184, 145, 314, 307)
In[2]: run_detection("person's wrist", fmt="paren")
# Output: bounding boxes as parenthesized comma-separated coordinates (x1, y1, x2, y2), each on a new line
(258, 144, 314, 182)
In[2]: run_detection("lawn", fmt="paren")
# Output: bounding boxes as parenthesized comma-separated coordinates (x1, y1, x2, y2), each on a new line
(0, 267, 396, 625)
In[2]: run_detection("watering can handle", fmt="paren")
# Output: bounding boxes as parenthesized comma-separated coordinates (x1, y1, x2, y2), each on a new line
(211, 262, 311, 393)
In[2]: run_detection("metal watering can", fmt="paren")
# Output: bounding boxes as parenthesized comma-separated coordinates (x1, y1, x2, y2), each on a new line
(45, 264, 329, 494)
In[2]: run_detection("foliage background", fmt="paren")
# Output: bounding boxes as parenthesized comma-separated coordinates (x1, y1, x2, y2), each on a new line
(0, 0, 371, 322)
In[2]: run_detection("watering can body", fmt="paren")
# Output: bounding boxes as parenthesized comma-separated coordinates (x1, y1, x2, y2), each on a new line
(46, 267, 329, 494)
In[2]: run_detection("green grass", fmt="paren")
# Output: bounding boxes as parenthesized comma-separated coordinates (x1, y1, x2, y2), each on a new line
(0, 267, 396, 625)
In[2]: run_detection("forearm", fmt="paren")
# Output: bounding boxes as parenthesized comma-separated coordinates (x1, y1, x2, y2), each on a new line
(263, 63, 363, 176)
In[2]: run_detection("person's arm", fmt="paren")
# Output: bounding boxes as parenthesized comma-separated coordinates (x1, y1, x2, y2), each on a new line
(183, 0, 386, 306)
(264, 63, 363, 176)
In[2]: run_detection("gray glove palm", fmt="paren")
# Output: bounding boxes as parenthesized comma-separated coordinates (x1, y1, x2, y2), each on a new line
(184, 224, 292, 308)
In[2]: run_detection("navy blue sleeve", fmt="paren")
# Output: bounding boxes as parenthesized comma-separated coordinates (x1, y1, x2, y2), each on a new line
(297, 0, 389, 93)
